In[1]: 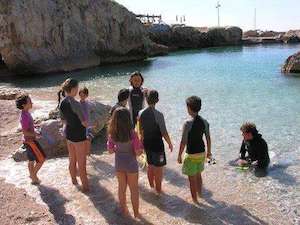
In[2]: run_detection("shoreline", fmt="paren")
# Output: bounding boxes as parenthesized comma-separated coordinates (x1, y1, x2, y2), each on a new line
(0, 42, 299, 79)
(0, 90, 296, 225)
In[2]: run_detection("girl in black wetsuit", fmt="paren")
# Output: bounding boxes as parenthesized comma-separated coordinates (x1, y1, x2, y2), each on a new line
(58, 79, 89, 192)
(128, 71, 147, 127)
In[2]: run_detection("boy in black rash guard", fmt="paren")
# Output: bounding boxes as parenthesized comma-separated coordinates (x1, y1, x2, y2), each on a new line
(58, 78, 89, 192)
(238, 122, 270, 177)
(177, 96, 212, 204)
(128, 71, 147, 127)
(138, 90, 173, 194)
(110, 88, 130, 116)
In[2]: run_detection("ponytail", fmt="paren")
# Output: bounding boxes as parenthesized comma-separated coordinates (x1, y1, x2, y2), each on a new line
(57, 78, 79, 108)
(57, 90, 65, 108)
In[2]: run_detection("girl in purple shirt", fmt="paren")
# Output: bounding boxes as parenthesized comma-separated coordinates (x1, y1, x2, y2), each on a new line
(16, 94, 45, 185)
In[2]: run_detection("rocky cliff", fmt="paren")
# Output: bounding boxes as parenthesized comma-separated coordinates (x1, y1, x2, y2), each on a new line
(0, 0, 161, 74)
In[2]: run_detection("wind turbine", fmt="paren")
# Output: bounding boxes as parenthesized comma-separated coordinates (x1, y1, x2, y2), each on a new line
(216, 1, 221, 27)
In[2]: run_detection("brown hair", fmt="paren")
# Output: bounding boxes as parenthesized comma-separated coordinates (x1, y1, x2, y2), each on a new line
(79, 86, 89, 96)
(240, 122, 258, 135)
(129, 71, 144, 86)
(146, 89, 159, 105)
(57, 78, 79, 107)
(108, 107, 132, 142)
(16, 94, 30, 110)
(186, 96, 202, 113)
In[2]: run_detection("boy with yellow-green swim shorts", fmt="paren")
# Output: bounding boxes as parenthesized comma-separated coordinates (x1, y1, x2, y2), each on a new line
(177, 96, 212, 204)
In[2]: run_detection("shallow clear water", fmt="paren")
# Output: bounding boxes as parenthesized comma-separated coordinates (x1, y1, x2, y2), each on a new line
(1, 44, 300, 224)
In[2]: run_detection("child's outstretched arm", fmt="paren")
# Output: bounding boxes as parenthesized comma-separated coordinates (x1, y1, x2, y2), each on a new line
(22, 129, 38, 138)
(162, 132, 173, 152)
(157, 113, 173, 152)
(178, 122, 189, 163)
(177, 142, 186, 164)
(205, 134, 212, 159)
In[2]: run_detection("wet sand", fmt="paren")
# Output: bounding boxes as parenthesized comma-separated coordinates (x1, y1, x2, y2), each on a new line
(0, 94, 295, 225)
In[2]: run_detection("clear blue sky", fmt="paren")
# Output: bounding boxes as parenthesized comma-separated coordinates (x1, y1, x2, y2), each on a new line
(116, 0, 300, 31)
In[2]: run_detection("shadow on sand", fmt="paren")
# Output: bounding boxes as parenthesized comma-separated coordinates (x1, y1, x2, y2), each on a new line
(89, 157, 268, 225)
(38, 185, 76, 225)
(87, 174, 152, 225)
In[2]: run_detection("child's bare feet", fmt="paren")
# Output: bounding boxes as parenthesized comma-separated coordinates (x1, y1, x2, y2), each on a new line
(30, 176, 41, 185)
(198, 191, 202, 198)
(81, 186, 90, 193)
(192, 198, 199, 205)
(134, 212, 141, 219)
(72, 178, 78, 185)
(121, 207, 130, 217)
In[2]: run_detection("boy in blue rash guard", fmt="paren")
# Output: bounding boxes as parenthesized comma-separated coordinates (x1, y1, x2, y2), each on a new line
(138, 90, 173, 194)
(128, 71, 147, 127)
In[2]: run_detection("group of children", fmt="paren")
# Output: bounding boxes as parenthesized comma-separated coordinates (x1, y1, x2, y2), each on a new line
(15, 71, 270, 219)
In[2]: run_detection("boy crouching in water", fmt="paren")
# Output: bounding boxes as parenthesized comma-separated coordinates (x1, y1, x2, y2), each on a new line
(177, 96, 211, 203)
(16, 94, 46, 185)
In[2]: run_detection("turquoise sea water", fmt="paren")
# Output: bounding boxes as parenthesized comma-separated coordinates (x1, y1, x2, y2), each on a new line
(1, 44, 300, 222)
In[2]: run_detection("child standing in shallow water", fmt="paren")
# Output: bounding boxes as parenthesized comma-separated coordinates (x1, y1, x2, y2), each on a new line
(16, 94, 46, 185)
(138, 90, 173, 194)
(107, 107, 143, 218)
(58, 78, 89, 192)
(128, 71, 147, 127)
(177, 96, 212, 204)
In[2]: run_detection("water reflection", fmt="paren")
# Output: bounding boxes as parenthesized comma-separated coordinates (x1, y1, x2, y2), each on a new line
(0, 59, 154, 88)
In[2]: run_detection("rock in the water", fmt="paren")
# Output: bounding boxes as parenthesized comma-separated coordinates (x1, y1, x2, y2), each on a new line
(147, 24, 174, 47)
(0, 0, 155, 74)
(171, 26, 210, 48)
(282, 51, 300, 74)
(12, 100, 111, 161)
(0, 88, 23, 100)
(281, 30, 300, 43)
(147, 24, 242, 49)
(207, 26, 243, 46)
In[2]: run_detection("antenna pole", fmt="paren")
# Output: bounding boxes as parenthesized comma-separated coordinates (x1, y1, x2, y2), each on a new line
(216, 2, 221, 27)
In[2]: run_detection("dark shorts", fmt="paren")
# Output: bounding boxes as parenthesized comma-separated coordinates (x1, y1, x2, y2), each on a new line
(23, 141, 46, 163)
(145, 150, 166, 167)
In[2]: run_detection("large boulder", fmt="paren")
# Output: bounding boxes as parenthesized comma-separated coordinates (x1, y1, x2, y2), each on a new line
(282, 51, 300, 74)
(12, 100, 111, 161)
(12, 119, 66, 161)
(207, 26, 243, 46)
(171, 26, 210, 48)
(147, 24, 242, 49)
(0, 0, 156, 74)
(147, 24, 173, 47)
(281, 30, 300, 44)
